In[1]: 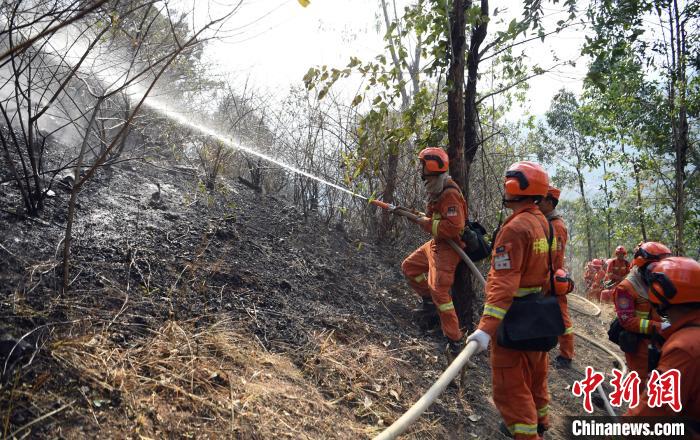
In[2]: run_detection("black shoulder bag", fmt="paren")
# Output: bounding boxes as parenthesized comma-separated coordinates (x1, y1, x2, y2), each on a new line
(496, 215, 565, 352)
(461, 221, 492, 262)
(607, 317, 642, 353)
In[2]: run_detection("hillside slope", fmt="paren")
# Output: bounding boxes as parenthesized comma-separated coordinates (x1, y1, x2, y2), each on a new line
(1, 153, 617, 439)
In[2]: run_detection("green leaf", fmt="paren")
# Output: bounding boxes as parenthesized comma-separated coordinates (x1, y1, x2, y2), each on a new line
(507, 18, 518, 35)
(351, 94, 363, 107)
(347, 56, 362, 68)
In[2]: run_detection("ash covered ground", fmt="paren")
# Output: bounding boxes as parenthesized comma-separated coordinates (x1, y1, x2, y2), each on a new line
(1, 140, 617, 439)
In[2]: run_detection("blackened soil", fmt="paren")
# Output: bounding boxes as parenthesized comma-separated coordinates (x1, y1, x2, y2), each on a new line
(1, 150, 620, 439)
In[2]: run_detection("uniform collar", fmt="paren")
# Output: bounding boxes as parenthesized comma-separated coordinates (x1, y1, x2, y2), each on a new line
(502, 203, 540, 226)
(545, 208, 562, 220)
(661, 308, 700, 339)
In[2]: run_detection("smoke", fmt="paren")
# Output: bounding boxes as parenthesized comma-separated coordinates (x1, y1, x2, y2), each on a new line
(1, 4, 365, 201)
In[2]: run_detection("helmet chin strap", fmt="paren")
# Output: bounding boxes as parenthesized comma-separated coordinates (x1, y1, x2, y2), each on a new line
(649, 284, 672, 316)
(502, 196, 525, 205)
(651, 300, 669, 318)
(502, 195, 541, 205)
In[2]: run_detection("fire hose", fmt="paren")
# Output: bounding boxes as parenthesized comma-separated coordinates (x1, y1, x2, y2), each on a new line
(567, 294, 624, 418)
(369, 199, 486, 288)
(370, 200, 621, 439)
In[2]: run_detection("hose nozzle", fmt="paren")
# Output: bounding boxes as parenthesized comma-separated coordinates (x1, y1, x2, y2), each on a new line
(370, 199, 396, 211)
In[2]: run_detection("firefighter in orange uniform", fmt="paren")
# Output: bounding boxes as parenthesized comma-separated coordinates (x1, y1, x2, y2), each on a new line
(466, 161, 555, 439)
(605, 246, 631, 286)
(584, 260, 597, 290)
(401, 147, 468, 356)
(625, 256, 700, 436)
(539, 185, 574, 368)
(611, 242, 671, 385)
(586, 259, 605, 301)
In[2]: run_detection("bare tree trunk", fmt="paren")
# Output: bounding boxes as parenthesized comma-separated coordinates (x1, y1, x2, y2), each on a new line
(602, 159, 612, 257)
(377, 0, 407, 241)
(453, 0, 488, 332)
(633, 162, 647, 241)
(445, 0, 470, 331)
(378, 151, 398, 239)
(463, 0, 488, 190)
(669, 0, 687, 255)
(575, 165, 594, 261)
(63, 97, 102, 291)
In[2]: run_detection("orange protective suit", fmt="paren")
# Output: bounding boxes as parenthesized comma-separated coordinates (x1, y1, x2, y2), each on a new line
(402, 179, 467, 342)
(584, 263, 594, 289)
(546, 211, 574, 360)
(612, 270, 662, 385)
(626, 309, 700, 436)
(605, 257, 630, 286)
(478, 205, 551, 439)
(587, 266, 605, 301)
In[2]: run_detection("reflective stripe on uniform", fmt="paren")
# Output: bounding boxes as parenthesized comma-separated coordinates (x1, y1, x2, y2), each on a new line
(414, 273, 427, 283)
(437, 301, 454, 312)
(640, 319, 650, 334)
(635, 310, 650, 319)
(537, 405, 549, 417)
(510, 423, 538, 435)
(564, 326, 574, 335)
(484, 304, 507, 320)
(515, 286, 542, 297)
(432, 213, 441, 237)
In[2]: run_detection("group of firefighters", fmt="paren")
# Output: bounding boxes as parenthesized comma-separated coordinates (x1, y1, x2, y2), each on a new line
(583, 246, 633, 303)
(397, 147, 700, 439)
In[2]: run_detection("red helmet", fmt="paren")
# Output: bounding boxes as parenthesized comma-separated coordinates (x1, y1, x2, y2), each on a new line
(504, 161, 549, 197)
(418, 147, 449, 174)
(554, 268, 575, 295)
(644, 257, 700, 307)
(615, 246, 627, 256)
(591, 258, 603, 267)
(547, 185, 561, 201)
(632, 242, 672, 268)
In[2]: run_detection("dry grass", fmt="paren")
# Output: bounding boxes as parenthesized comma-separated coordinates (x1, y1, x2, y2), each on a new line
(301, 330, 451, 439)
(47, 319, 368, 439)
(17, 319, 457, 439)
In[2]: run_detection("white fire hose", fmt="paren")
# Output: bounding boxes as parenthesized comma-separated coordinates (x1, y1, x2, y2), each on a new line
(374, 209, 620, 437)
(373, 340, 480, 440)
(374, 270, 623, 438)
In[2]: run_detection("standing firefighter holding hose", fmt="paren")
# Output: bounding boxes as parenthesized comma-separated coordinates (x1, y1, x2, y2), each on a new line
(466, 161, 565, 440)
(539, 185, 575, 369)
(401, 147, 468, 359)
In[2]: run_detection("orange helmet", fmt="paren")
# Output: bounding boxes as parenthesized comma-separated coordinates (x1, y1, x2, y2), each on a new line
(504, 161, 549, 197)
(615, 246, 627, 256)
(591, 258, 603, 267)
(547, 185, 561, 201)
(644, 257, 700, 307)
(632, 242, 672, 268)
(418, 147, 449, 174)
(554, 268, 575, 295)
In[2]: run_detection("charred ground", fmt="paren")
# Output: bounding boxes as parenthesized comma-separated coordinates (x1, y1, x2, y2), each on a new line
(1, 139, 617, 439)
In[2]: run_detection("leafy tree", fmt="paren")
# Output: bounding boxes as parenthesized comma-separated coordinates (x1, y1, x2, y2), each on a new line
(535, 89, 597, 261)
(583, 0, 699, 254)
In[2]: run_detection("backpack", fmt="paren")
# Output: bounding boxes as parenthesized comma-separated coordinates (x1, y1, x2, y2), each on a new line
(461, 221, 492, 262)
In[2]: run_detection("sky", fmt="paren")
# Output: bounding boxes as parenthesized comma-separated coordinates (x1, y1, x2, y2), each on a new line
(174, 0, 601, 198)
(190, 0, 591, 117)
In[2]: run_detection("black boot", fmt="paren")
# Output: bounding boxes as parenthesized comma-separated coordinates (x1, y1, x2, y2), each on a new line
(554, 355, 572, 369)
(412, 297, 439, 332)
(499, 422, 514, 438)
(445, 339, 464, 364)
